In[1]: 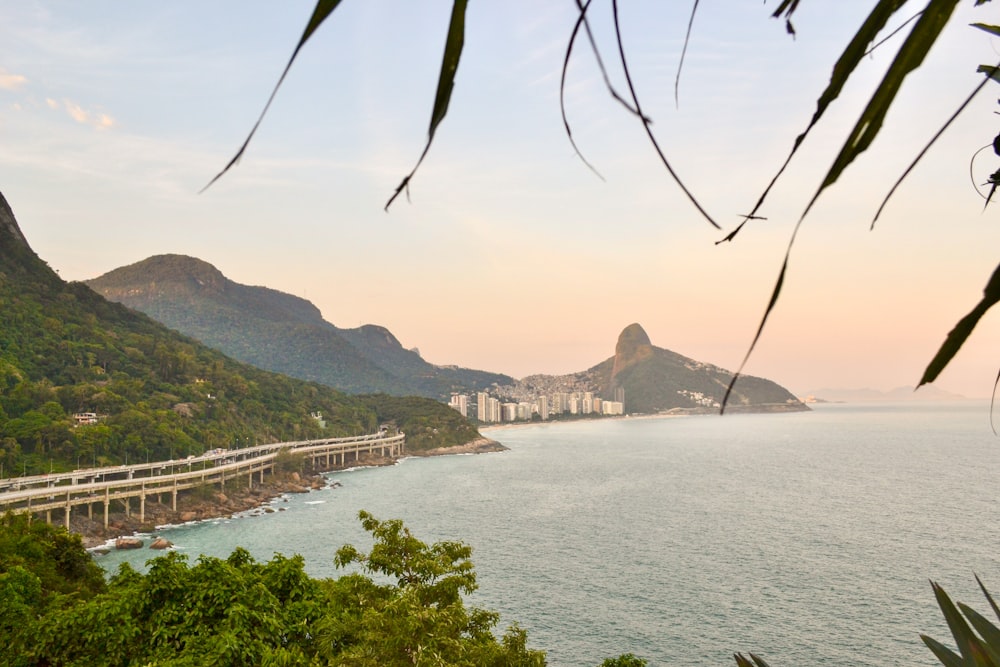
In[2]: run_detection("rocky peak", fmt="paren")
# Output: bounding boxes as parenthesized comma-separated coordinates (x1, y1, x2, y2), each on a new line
(92, 254, 230, 298)
(0, 191, 31, 250)
(356, 324, 402, 347)
(611, 323, 654, 381)
(143, 254, 227, 289)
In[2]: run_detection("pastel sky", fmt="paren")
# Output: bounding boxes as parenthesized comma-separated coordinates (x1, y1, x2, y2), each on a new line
(0, 2, 997, 398)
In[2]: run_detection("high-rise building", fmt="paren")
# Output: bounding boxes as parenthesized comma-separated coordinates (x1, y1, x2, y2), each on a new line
(477, 392, 490, 423)
(449, 393, 468, 417)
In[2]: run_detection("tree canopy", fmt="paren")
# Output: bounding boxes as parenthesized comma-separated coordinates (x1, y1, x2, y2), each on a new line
(2, 511, 554, 666)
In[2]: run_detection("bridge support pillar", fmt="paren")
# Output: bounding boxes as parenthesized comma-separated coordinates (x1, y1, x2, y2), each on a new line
(103, 488, 109, 530)
(140, 492, 145, 524)
(88, 502, 93, 520)
(64, 504, 70, 530)
(46, 509, 51, 525)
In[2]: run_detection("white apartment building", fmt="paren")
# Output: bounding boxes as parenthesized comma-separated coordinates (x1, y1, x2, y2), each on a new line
(449, 393, 468, 417)
(601, 400, 624, 415)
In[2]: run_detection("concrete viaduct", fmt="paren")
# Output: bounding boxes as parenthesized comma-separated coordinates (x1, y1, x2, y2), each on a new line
(0, 432, 405, 530)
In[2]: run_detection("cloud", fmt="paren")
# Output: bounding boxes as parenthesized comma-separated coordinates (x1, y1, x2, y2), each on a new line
(0, 67, 27, 90)
(47, 97, 116, 129)
(65, 101, 88, 124)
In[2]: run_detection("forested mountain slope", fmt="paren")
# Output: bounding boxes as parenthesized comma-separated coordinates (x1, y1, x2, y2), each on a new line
(0, 193, 478, 475)
(87, 254, 513, 398)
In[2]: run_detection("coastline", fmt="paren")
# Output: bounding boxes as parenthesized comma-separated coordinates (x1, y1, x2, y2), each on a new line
(78, 439, 505, 550)
(479, 411, 686, 434)
(81, 408, 802, 549)
(414, 437, 507, 456)
(479, 403, 809, 434)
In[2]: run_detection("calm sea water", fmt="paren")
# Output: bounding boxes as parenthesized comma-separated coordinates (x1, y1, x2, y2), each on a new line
(96, 402, 1000, 667)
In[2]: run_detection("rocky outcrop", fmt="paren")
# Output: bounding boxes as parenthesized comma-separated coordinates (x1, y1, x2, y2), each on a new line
(0, 192, 30, 250)
(115, 537, 143, 550)
(609, 322, 655, 382)
(415, 438, 508, 457)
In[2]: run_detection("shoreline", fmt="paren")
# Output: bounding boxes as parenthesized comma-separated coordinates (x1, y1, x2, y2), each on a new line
(79, 439, 506, 550)
(81, 409, 802, 549)
(479, 403, 811, 433)
(412, 437, 507, 456)
(81, 409, 807, 549)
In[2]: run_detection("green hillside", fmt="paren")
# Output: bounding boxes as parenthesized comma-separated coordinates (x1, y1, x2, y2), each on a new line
(86, 254, 513, 398)
(0, 193, 478, 476)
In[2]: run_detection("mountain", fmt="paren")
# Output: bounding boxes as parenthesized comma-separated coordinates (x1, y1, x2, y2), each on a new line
(589, 323, 805, 412)
(0, 192, 480, 476)
(510, 323, 806, 414)
(86, 255, 513, 398)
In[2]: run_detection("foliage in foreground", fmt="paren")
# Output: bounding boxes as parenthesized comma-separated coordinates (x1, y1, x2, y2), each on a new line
(920, 577, 1000, 667)
(0, 510, 551, 666)
(735, 577, 1000, 667)
(7, 509, 998, 667)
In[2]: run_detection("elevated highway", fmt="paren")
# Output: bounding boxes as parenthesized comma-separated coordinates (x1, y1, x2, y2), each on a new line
(0, 432, 404, 530)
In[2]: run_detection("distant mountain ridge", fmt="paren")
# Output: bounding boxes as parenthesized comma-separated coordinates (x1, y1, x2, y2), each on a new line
(805, 385, 970, 403)
(86, 254, 512, 398)
(508, 323, 806, 414)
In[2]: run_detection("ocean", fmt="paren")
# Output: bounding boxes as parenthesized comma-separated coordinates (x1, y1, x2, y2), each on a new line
(95, 402, 1000, 666)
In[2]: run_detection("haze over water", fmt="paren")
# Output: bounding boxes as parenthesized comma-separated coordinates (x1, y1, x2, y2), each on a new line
(98, 403, 1000, 666)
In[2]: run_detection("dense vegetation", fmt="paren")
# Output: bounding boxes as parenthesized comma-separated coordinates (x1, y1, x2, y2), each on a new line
(7, 509, 997, 667)
(0, 510, 552, 666)
(0, 199, 483, 477)
(86, 254, 514, 400)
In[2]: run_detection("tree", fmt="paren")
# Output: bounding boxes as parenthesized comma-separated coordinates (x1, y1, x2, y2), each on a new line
(205, 1, 999, 408)
(330, 510, 546, 666)
(0, 512, 106, 666)
(13, 511, 549, 666)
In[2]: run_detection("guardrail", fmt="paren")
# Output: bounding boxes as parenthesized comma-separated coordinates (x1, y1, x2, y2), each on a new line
(0, 433, 405, 530)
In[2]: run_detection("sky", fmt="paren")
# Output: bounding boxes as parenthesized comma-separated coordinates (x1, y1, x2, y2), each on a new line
(0, 1, 998, 398)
